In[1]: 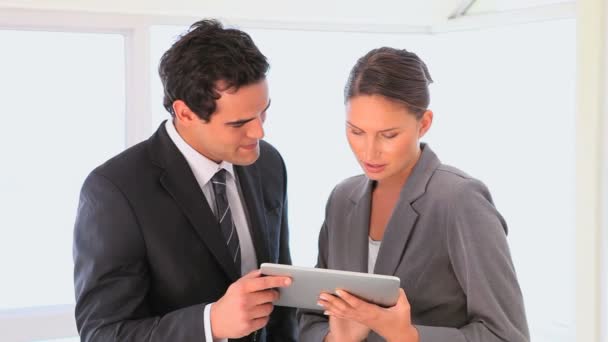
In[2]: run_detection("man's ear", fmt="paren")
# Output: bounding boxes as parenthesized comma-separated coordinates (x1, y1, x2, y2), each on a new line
(418, 110, 433, 138)
(173, 100, 198, 125)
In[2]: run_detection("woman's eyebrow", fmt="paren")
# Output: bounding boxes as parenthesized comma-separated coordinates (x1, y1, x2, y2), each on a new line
(347, 121, 399, 132)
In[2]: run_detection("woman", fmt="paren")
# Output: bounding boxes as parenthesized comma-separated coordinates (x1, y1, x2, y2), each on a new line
(298, 47, 530, 342)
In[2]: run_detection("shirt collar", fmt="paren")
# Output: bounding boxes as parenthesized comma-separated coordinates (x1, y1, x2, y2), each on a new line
(164, 120, 234, 187)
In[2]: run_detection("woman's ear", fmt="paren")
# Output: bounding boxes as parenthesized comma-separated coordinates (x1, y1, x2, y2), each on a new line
(418, 110, 433, 138)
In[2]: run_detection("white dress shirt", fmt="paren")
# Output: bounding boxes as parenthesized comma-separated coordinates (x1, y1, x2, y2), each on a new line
(165, 120, 258, 342)
(368, 237, 381, 274)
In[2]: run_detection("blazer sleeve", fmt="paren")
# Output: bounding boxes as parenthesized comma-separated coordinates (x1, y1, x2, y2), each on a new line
(73, 171, 209, 341)
(265, 158, 297, 342)
(297, 189, 334, 342)
(414, 178, 530, 342)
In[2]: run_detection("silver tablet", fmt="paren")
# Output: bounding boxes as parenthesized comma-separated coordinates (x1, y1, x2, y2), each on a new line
(260, 263, 401, 311)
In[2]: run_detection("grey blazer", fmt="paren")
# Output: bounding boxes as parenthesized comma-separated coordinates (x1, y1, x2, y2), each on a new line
(298, 144, 529, 342)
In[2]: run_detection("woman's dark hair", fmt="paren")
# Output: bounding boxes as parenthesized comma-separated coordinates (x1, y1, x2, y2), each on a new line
(158, 19, 269, 121)
(344, 47, 433, 118)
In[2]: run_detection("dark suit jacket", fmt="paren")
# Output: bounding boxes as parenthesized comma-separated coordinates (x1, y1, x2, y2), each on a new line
(73, 123, 296, 342)
(299, 144, 529, 342)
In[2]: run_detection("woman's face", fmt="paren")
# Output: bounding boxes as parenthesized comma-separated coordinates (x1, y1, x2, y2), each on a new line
(346, 95, 432, 183)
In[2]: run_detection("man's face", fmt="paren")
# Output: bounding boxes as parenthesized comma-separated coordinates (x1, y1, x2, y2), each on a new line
(175, 80, 270, 166)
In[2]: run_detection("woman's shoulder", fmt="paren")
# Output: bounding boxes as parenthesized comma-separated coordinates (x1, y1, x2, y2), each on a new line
(428, 163, 492, 202)
(328, 174, 368, 202)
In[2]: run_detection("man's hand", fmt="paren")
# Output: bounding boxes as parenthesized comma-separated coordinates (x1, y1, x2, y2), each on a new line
(210, 270, 292, 339)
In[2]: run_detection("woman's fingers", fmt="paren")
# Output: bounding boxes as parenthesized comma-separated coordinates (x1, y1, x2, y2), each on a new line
(318, 292, 351, 316)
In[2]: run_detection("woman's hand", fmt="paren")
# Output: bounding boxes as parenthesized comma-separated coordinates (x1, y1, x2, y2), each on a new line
(324, 315, 370, 342)
(318, 288, 419, 342)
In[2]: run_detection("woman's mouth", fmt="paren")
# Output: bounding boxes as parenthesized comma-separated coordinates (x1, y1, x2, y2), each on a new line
(363, 162, 387, 173)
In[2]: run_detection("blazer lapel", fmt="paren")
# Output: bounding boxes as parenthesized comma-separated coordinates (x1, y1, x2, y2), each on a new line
(235, 165, 271, 266)
(346, 178, 374, 273)
(374, 143, 441, 276)
(373, 202, 418, 276)
(149, 123, 240, 282)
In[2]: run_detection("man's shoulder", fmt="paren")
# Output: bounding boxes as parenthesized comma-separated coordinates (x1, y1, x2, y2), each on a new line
(257, 140, 283, 166)
(91, 138, 156, 185)
(254, 140, 286, 176)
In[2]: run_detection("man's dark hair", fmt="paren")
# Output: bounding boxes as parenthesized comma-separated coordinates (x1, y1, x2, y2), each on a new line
(344, 47, 433, 119)
(159, 19, 269, 121)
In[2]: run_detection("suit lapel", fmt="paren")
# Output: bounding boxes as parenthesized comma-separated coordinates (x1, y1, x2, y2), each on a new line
(373, 202, 418, 276)
(149, 123, 240, 282)
(235, 165, 271, 265)
(372, 143, 441, 276)
(346, 178, 374, 273)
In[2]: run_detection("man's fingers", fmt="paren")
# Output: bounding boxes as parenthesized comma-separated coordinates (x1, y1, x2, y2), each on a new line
(245, 275, 291, 293)
(241, 269, 263, 280)
(250, 289, 280, 305)
(250, 302, 274, 319)
(250, 316, 270, 332)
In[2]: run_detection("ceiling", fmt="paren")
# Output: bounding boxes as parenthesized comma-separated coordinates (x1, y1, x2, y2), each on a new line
(0, 0, 574, 29)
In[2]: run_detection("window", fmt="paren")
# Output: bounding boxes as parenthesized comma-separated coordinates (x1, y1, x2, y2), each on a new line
(0, 30, 126, 310)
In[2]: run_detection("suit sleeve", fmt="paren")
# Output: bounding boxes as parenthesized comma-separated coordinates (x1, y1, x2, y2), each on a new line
(297, 189, 334, 342)
(73, 171, 209, 341)
(265, 156, 297, 342)
(414, 179, 530, 342)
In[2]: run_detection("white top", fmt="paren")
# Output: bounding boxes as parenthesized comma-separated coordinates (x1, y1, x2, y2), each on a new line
(368, 237, 382, 274)
(165, 120, 257, 342)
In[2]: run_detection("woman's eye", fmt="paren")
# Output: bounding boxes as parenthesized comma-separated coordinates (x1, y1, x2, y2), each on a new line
(351, 129, 363, 135)
(382, 133, 398, 139)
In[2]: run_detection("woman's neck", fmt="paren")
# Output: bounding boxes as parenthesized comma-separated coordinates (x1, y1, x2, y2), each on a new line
(375, 149, 421, 193)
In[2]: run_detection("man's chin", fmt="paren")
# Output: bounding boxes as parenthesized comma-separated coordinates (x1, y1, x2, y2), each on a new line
(232, 150, 260, 166)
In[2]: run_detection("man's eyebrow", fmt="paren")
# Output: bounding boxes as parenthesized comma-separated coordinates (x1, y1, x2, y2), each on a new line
(225, 117, 255, 126)
(225, 100, 271, 126)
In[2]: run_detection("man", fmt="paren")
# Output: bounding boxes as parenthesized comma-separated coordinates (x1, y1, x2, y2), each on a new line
(73, 19, 296, 341)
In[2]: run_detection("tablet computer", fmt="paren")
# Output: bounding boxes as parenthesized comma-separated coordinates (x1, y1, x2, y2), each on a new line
(260, 263, 401, 310)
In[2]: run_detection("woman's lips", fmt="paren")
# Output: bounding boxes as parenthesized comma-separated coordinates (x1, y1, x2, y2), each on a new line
(363, 162, 387, 173)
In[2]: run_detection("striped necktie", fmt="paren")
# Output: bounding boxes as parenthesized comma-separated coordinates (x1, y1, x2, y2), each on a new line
(211, 169, 241, 272)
